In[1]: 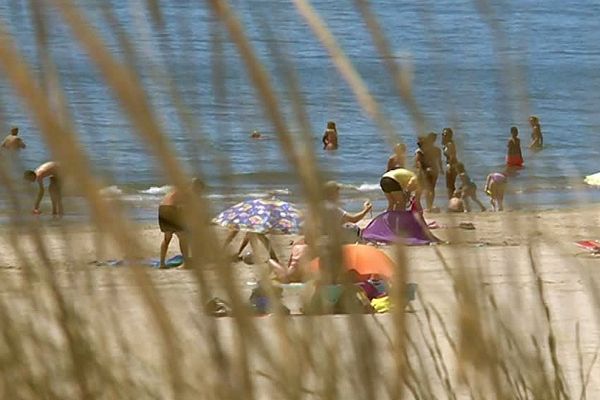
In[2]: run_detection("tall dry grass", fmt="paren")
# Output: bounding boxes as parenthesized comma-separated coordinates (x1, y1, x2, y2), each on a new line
(0, 0, 597, 399)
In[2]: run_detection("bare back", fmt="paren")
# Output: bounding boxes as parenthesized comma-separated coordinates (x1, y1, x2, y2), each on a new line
(1, 135, 26, 151)
(160, 189, 180, 206)
(35, 162, 59, 182)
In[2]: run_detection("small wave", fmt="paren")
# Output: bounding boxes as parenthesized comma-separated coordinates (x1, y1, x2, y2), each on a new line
(206, 189, 291, 200)
(584, 172, 600, 186)
(338, 183, 380, 192)
(99, 185, 123, 196)
(139, 185, 172, 195)
(355, 183, 380, 192)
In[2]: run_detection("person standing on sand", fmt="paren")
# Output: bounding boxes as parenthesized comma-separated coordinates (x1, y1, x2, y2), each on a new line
(425, 132, 443, 210)
(506, 126, 524, 168)
(442, 128, 458, 199)
(528, 116, 543, 150)
(1, 127, 26, 151)
(415, 135, 438, 212)
(387, 143, 406, 171)
(158, 178, 204, 269)
(24, 161, 62, 216)
(322, 121, 338, 150)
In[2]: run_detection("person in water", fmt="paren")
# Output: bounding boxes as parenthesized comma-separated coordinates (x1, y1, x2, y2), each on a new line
(322, 121, 338, 150)
(528, 116, 543, 150)
(484, 172, 507, 211)
(24, 161, 62, 216)
(158, 178, 204, 269)
(455, 162, 486, 212)
(379, 168, 420, 211)
(442, 128, 458, 199)
(386, 143, 406, 171)
(506, 126, 524, 168)
(250, 130, 262, 139)
(1, 127, 26, 151)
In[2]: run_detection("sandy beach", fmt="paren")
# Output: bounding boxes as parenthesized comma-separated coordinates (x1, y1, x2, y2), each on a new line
(1, 206, 600, 398)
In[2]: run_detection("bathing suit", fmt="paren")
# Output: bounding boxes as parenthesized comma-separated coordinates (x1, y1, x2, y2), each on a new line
(489, 172, 507, 184)
(158, 205, 184, 233)
(507, 138, 523, 167)
(506, 155, 524, 167)
(380, 168, 416, 193)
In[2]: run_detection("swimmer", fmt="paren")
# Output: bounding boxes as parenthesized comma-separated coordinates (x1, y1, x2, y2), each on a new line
(250, 130, 262, 139)
(484, 172, 507, 211)
(528, 116, 543, 150)
(23, 161, 62, 216)
(506, 126, 524, 168)
(322, 121, 338, 150)
(1, 127, 26, 151)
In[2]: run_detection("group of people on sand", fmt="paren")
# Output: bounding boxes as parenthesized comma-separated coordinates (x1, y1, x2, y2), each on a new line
(323, 116, 544, 214)
(1, 127, 63, 217)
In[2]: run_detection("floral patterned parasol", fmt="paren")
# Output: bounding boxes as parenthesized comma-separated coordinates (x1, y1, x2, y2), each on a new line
(212, 198, 302, 235)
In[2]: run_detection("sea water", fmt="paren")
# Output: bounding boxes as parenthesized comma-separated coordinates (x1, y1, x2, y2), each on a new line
(1, 0, 600, 220)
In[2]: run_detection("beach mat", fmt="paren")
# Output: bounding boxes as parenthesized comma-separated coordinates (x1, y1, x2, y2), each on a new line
(91, 254, 184, 268)
(361, 211, 437, 245)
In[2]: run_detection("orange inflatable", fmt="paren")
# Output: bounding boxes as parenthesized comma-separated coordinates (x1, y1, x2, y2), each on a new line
(309, 244, 395, 279)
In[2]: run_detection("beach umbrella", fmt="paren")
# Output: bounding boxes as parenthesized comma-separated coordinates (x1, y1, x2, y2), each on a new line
(309, 244, 395, 279)
(213, 198, 302, 235)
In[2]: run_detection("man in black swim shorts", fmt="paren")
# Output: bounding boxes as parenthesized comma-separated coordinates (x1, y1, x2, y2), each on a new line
(158, 178, 204, 268)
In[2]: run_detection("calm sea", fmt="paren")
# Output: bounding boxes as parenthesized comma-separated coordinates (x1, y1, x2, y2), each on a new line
(2, 0, 600, 219)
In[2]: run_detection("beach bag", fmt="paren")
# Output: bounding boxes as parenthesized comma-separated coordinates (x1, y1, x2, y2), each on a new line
(371, 296, 392, 313)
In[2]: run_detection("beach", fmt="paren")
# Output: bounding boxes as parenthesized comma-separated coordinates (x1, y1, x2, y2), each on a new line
(3, 206, 600, 397)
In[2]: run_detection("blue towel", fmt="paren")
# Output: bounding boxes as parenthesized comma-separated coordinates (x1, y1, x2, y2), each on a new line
(92, 255, 184, 269)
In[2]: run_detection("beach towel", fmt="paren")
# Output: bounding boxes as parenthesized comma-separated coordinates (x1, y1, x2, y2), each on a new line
(91, 254, 184, 268)
(360, 211, 437, 245)
(575, 240, 600, 254)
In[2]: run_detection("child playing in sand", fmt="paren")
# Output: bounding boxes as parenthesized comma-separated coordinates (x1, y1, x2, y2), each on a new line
(484, 172, 507, 211)
(447, 191, 465, 213)
(24, 161, 62, 216)
(455, 162, 486, 212)
(506, 126, 524, 168)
